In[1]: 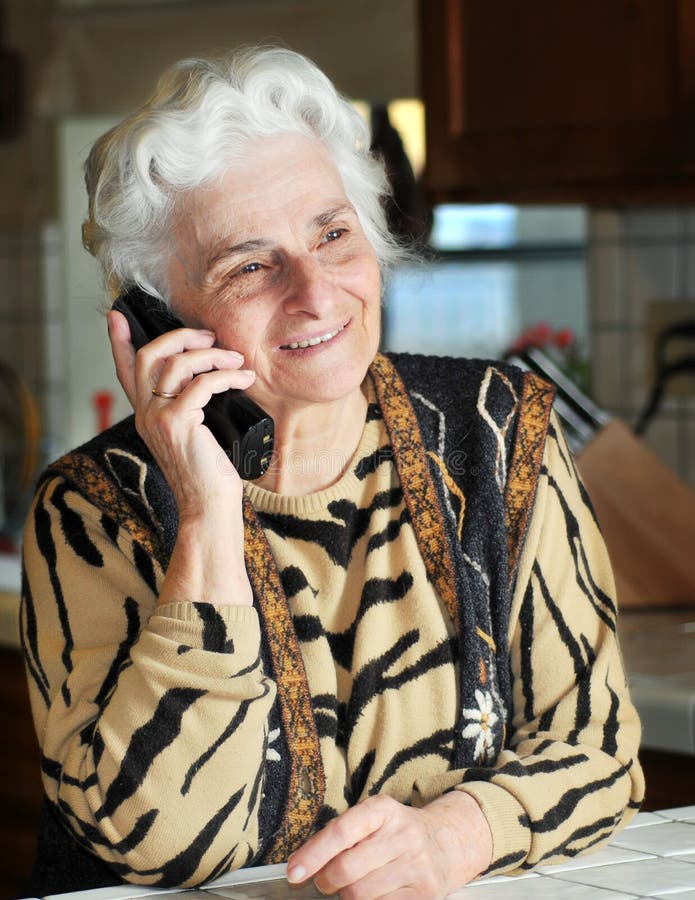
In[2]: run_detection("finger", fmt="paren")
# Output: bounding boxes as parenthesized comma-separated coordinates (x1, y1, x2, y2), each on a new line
(107, 310, 138, 406)
(151, 368, 257, 413)
(316, 837, 444, 900)
(133, 327, 218, 398)
(311, 804, 427, 897)
(287, 799, 387, 884)
(312, 832, 401, 897)
(327, 858, 432, 900)
(150, 347, 247, 397)
(108, 312, 223, 405)
(135, 325, 218, 362)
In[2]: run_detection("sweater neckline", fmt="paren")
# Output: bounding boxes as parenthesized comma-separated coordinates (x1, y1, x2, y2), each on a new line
(244, 379, 381, 516)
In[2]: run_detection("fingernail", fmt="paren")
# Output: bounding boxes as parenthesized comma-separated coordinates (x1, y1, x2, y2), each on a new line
(287, 864, 306, 883)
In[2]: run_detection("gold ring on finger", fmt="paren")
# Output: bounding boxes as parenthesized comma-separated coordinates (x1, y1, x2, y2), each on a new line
(151, 387, 180, 399)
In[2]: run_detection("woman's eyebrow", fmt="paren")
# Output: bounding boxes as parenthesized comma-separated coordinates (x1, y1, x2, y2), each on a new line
(313, 203, 355, 228)
(204, 203, 355, 273)
(206, 238, 270, 271)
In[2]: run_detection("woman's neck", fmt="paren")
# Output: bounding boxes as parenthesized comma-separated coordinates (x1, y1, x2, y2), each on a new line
(254, 386, 369, 495)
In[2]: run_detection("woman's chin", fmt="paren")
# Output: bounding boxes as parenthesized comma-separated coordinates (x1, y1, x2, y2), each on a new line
(261, 353, 373, 413)
(257, 378, 367, 421)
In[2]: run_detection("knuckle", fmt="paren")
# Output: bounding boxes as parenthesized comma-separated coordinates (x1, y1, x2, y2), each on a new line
(134, 343, 156, 371)
(423, 870, 444, 895)
(366, 793, 397, 826)
(146, 410, 167, 433)
(331, 817, 354, 845)
(401, 821, 420, 846)
(370, 795, 406, 827)
(146, 412, 176, 444)
(410, 856, 443, 895)
(340, 886, 361, 900)
(134, 410, 149, 436)
(326, 854, 351, 884)
(312, 874, 332, 896)
(157, 405, 178, 425)
(403, 814, 421, 837)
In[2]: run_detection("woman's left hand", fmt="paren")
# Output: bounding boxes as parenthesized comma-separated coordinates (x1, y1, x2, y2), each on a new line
(287, 792, 493, 899)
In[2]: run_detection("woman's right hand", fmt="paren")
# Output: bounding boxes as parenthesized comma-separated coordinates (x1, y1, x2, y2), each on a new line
(107, 307, 256, 607)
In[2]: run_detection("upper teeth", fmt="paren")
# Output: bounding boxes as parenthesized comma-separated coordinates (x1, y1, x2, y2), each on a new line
(283, 326, 342, 349)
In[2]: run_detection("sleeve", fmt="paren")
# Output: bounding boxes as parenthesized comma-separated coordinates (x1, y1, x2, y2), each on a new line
(20, 475, 277, 887)
(413, 412, 645, 875)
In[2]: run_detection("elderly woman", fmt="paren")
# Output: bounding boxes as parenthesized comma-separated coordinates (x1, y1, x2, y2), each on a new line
(21, 47, 643, 899)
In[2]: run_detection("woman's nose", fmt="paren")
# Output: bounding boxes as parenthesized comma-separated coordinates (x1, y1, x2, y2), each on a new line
(282, 255, 335, 316)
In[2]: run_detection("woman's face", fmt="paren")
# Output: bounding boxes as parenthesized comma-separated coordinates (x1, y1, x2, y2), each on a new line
(167, 134, 382, 420)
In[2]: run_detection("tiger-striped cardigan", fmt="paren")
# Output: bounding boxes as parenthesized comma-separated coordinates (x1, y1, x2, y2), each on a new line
(21, 353, 644, 894)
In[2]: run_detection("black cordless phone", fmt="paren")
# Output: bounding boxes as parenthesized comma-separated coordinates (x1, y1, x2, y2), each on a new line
(111, 288, 274, 480)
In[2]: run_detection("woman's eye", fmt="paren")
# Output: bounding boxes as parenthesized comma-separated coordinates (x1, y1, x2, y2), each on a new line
(323, 228, 346, 244)
(238, 262, 263, 275)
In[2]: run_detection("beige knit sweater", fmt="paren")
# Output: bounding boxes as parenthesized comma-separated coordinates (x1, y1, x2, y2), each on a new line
(21, 386, 644, 887)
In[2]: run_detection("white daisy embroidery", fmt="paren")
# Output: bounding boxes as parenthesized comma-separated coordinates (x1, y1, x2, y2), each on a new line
(461, 689, 499, 764)
(266, 727, 281, 763)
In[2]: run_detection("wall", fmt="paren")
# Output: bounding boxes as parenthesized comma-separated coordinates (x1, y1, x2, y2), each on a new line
(45, 0, 418, 116)
(1, 0, 418, 230)
(589, 209, 695, 489)
(0, 0, 56, 229)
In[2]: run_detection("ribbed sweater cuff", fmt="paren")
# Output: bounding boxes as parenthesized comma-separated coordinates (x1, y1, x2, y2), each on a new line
(147, 602, 262, 667)
(455, 782, 531, 875)
(155, 600, 259, 626)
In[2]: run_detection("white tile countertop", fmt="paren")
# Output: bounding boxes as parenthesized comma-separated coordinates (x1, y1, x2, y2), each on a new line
(24, 807, 695, 900)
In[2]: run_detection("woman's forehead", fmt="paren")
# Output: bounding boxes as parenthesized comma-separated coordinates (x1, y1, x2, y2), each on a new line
(213, 132, 343, 196)
(175, 136, 350, 239)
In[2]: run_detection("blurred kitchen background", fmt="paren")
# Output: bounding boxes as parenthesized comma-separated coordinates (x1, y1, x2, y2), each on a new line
(1, 1, 695, 896)
(2, 0, 695, 543)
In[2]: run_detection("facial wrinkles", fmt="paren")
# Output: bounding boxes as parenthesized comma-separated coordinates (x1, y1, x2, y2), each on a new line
(168, 137, 380, 365)
(175, 137, 352, 271)
(204, 223, 365, 318)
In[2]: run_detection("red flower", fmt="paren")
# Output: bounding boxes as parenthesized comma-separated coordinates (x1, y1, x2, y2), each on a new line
(553, 327, 575, 350)
(508, 321, 553, 352)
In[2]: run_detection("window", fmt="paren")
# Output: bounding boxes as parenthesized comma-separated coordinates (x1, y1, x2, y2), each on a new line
(365, 99, 589, 367)
(383, 204, 588, 363)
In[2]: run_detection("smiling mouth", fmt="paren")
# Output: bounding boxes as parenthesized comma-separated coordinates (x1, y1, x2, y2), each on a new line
(280, 323, 346, 350)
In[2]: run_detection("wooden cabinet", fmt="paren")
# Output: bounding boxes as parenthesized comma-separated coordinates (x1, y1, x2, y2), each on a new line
(0, 646, 42, 898)
(420, 0, 695, 203)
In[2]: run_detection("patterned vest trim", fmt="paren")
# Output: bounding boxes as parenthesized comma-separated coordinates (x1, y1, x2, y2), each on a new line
(504, 366, 557, 582)
(36, 352, 554, 878)
(240, 491, 324, 862)
(373, 354, 554, 771)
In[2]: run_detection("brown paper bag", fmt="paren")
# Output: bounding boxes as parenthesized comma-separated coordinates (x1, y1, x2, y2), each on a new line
(577, 419, 695, 608)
